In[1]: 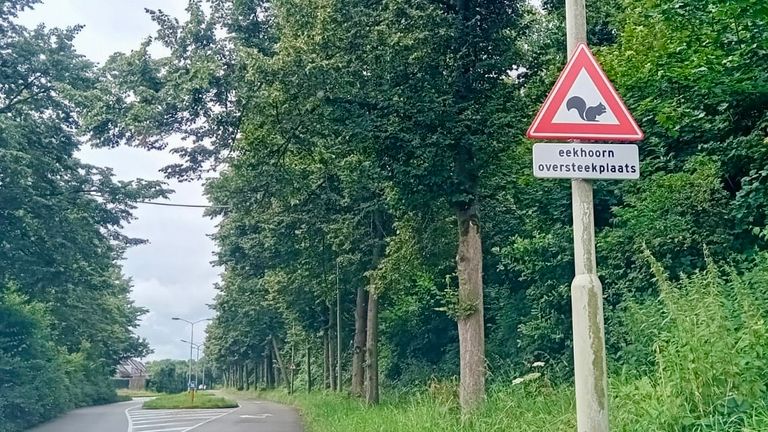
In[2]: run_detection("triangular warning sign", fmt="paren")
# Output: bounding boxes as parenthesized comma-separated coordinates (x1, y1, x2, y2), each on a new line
(527, 44, 643, 142)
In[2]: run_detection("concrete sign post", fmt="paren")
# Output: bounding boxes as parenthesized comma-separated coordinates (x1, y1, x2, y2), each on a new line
(566, 2, 609, 431)
(525, 1, 644, 431)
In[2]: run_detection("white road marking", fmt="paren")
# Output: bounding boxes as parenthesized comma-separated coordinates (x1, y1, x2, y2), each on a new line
(132, 414, 227, 421)
(240, 414, 273, 419)
(133, 428, 187, 432)
(133, 417, 214, 424)
(184, 407, 241, 432)
(125, 407, 238, 432)
(133, 422, 201, 429)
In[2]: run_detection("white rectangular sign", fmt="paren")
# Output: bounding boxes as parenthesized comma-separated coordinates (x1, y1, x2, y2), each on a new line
(533, 143, 639, 180)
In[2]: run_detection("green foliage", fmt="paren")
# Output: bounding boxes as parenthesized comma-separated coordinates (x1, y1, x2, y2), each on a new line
(0, 289, 66, 432)
(616, 254, 768, 430)
(0, 1, 167, 429)
(0, 289, 127, 432)
(600, 157, 735, 359)
(485, 0, 767, 377)
(82, 0, 263, 180)
(146, 360, 190, 394)
(601, 0, 768, 251)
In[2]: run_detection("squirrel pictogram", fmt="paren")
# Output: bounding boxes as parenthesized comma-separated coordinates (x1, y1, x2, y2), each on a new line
(566, 96, 606, 122)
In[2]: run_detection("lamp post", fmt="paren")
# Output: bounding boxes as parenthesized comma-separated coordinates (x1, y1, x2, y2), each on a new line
(172, 317, 211, 389)
(181, 340, 205, 389)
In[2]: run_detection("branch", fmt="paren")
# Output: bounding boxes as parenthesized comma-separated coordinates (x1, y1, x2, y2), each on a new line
(0, 73, 47, 113)
(0, 86, 52, 114)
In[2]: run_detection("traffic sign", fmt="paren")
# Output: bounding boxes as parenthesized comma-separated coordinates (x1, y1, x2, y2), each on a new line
(527, 44, 643, 142)
(532, 143, 639, 180)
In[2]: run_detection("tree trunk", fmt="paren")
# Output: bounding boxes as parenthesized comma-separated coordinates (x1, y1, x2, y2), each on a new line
(265, 352, 273, 389)
(245, 362, 250, 391)
(351, 284, 368, 397)
(256, 359, 261, 389)
(237, 364, 242, 390)
(264, 355, 269, 388)
(271, 336, 288, 389)
(290, 342, 295, 394)
(241, 364, 246, 390)
(323, 330, 329, 389)
(449, 0, 486, 412)
(260, 357, 264, 388)
(328, 305, 337, 392)
(365, 208, 384, 405)
(336, 262, 343, 392)
(272, 346, 280, 386)
(456, 205, 485, 412)
(306, 343, 312, 393)
(364, 289, 379, 404)
(254, 359, 260, 390)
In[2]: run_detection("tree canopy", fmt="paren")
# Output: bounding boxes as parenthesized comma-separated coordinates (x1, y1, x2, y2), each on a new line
(84, 0, 767, 413)
(1, 1, 167, 430)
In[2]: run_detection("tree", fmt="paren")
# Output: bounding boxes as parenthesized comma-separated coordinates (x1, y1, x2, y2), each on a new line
(1, 2, 167, 430)
(328, 0, 528, 411)
(146, 360, 189, 394)
(84, 0, 530, 411)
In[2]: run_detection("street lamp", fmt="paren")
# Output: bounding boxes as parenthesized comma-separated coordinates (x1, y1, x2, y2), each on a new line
(181, 340, 206, 389)
(172, 317, 211, 388)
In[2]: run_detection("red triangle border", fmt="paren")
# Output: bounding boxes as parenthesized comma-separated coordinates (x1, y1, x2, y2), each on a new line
(527, 44, 643, 142)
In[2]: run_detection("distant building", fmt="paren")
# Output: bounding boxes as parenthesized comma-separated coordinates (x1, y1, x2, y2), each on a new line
(115, 359, 148, 391)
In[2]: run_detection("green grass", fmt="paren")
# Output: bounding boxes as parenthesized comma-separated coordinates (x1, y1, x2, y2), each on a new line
(231, 385, 576, 432)
(230, 379, 768, 432)
(142, 392, 239, 409)
(117, 389, 161, 398)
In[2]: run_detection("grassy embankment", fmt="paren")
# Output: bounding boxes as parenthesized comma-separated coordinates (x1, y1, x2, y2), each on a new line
(143, 392, 239, 409)
(117, 389, 162, 398)
(115, 389, 163, 402)
(232, 259, 768, 431)
(236, 386, 575, 432)
(240, 382, 768, 432)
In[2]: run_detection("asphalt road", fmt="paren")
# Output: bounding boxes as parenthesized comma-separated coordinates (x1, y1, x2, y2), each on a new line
(27, 396, 302, 432)
(195, 399, 303, 432)
(28, 398, 140, 432)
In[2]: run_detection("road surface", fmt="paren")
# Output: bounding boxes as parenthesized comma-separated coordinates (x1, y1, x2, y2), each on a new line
(28, 396, 302, 432)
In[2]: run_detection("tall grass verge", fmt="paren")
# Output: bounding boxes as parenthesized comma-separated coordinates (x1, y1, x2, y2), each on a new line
(238, 254, 768, 431)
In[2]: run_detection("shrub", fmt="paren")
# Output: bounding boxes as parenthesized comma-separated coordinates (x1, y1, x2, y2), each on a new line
(0, 291, 68, 432)
(146, 360, 189, 394)
(618, 252, 768, 430)
(0, 290, 122, 432)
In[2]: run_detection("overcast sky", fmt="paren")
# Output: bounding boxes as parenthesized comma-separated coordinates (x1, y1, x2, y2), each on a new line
(19, 0, 218, 361)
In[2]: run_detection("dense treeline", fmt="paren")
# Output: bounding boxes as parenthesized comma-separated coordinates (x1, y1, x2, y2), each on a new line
(87, 0, 766, 428)
(145, 359, 216, 394)
(0, 2, 166, 431)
